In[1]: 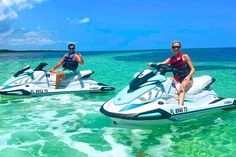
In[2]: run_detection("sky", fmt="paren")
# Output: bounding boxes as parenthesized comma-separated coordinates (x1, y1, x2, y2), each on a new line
(0, 0, 236, 51)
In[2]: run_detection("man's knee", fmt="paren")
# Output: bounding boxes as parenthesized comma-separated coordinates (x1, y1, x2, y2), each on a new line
(56, 75, 62, 79)
(56, 72, 65, 78)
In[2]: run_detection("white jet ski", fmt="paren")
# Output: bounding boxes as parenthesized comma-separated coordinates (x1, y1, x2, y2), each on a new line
(0, 62, 115, 97)
(100, 64, 236, 125)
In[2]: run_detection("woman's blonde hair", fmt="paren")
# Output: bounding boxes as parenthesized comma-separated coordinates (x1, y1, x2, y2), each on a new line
(171, 40, 182, 47)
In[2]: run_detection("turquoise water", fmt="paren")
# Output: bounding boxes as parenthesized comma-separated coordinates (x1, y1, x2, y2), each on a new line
(0, 48, 236, 157)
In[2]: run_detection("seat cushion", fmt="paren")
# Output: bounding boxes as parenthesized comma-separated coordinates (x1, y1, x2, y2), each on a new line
(186, 75, 213, 95)
(80, 70, 94, 78)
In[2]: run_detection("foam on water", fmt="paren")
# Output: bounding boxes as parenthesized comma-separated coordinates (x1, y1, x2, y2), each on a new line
(0, 132, 12, 150)
(214, 118, 226, 126)
(0, 92, 108, 156)
(145, 126, 176, 157)
(51, 127, 131, 157)
(130, 129, 153, 149)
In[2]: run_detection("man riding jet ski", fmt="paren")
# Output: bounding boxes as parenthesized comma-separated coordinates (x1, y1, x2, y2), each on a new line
(50, 43, 85, 89)
(0, 62, 115, 97)
(100, 64, 236, 125)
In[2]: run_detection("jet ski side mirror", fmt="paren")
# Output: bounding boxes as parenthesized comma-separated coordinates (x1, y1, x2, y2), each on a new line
(14, 65, 30, 77)
(133, 72, 140, 79)
(129, 70, 155, 92)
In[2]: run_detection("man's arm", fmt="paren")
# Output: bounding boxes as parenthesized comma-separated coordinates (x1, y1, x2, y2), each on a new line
(51, 56, 65, 71)
(75, 54, 84, 65)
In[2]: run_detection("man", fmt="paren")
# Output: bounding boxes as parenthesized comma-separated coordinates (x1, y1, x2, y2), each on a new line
(148, 40, 195, 105)
(50, 43, 84, 89)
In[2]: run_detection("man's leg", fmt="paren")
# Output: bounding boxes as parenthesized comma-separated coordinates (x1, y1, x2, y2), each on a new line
(55, 72, 65, 89)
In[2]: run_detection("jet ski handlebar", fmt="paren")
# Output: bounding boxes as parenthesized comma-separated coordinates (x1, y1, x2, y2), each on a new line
(149, 64, 180, 75)
(34, 62, 48, 71)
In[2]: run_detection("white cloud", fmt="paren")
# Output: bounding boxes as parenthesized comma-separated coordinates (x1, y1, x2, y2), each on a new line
(0, 0, 46, 21)
(78, 17, 90, 24)
(0, 28, 56, 46)
(0, 0, 57, 48)
(67, 17, 90, 24)
(0, 7, 18, 20)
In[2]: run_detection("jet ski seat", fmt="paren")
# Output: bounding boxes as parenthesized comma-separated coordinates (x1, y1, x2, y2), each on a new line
(80, 70, 94, 78)
(65, 70, 94, 82)
(63, 70, 94, 83)
(186, 75, 215, 95)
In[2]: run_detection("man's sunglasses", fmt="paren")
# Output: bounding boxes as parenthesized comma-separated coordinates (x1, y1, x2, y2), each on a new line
(69, 47, 75, 50)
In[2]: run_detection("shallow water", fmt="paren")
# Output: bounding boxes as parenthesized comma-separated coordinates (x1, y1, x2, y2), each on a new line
(0, 48, 236, 157)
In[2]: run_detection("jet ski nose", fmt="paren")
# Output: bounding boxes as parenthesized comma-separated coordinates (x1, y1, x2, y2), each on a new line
(0, 90, 7, 95)
(0, 87, 4, 92)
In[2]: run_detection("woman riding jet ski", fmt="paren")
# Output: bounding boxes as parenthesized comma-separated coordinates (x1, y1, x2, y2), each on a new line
(100, 64, 236, 125)
(0, 62, 115, 97)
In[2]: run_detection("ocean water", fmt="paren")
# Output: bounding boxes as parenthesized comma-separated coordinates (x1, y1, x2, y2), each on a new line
(0, 48, 236, 157)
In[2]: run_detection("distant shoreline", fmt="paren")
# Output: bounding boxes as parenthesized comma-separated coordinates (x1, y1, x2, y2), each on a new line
(0, 47, 236, 53)
(0, 50, 65, 53)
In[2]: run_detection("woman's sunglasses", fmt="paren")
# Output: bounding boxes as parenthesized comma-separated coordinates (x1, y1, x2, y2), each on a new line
(172, 46, 181, 49)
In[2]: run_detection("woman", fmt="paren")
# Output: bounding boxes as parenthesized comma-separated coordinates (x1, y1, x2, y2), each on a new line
(148, 41, 195, 105)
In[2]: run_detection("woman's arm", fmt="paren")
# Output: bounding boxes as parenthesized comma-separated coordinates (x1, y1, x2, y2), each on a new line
(183, 54, 195, 79)
(148, 58, 170, 67)
(158, 58, 170, 65)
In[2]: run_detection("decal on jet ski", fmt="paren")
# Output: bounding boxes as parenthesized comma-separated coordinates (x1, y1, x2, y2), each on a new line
(90, 87, 99, 90)
(224, 101, 232, 105)
(139, 97, 147, 102)
(170, 107, 188, 115)
(30, 89, 48, 94)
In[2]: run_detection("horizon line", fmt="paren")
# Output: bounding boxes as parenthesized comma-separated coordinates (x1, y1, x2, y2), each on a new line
(0, 46, 236, 52)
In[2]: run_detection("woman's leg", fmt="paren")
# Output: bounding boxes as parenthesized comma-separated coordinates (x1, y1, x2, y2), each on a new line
(178, 79, 193, 105)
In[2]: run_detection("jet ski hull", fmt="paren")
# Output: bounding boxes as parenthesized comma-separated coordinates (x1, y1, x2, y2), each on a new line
(0, 84, 115, 97)
(100, 98, 236, 125)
